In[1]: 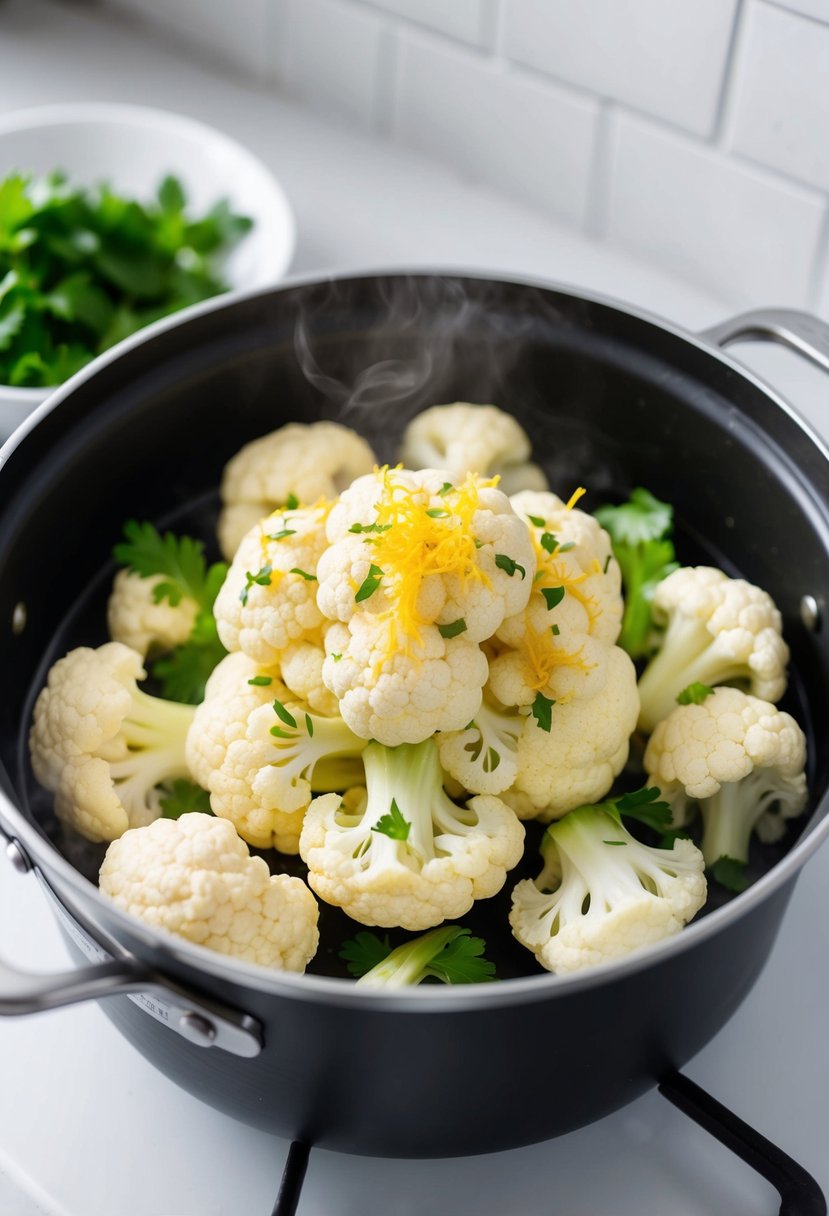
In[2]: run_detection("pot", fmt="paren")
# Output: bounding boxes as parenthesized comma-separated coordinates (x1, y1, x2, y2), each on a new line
(0, 272, 828, 1159)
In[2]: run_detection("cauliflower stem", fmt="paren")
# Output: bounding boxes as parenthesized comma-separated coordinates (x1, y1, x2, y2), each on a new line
(700, 767, 809, 867)
(108, 686, 196, 826)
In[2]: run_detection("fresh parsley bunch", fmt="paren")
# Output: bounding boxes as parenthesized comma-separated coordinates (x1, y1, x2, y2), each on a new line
(0, 171, 252, 387)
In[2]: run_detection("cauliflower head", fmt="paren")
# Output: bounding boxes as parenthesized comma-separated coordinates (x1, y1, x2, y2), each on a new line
(279, 630, 339, 716)
(218, 420, 376, 559)
(644, 686, 808, 866)
(510, 802, 707, 974)
(107, 570, 198, 658)
(505, 645, 640, 820)
(99, 813, 319, 970)
(209, 696, 367, 853)
(30, 642, 196, 843)
(214, 501, 330, 665)
(185, 651, 287, 790)
(637, 566, 790, 733)
(316, 468, 535, 744)
(399, 402, 548, 495)
(300, 738, 525, 930)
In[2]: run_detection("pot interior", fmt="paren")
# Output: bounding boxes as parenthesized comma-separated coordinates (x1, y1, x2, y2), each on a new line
(1, 273, 828, 981)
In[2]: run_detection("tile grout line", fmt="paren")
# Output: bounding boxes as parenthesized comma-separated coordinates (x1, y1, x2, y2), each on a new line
(712, 0, 748, 148)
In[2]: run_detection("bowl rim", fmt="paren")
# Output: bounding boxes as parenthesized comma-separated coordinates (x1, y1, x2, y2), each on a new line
(0, 100, 296, 403)
(2, 265, 828, 1010)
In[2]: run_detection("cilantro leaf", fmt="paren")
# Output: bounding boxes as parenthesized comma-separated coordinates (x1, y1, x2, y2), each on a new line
(371, 798, 411, 841)
(151, 612, 225, 705)
(113, 520, 225, 613)
(610, 786, 673, 832)
(159, 778, 212, 820)
(710, 856, 749, 893)
(426, 929, 496, 984)
(342, 926, 496, 986)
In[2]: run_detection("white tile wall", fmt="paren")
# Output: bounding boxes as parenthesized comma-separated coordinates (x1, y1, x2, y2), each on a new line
(271, 0, 385, 129)
(359, 0, 496, 48)
(729, 1, 829, 194)
(108, 0, 270, 77)
(607, 111, 826, 306)
(501, 0, 739, 137)
(103, 0, 829, 316)
(395, 34, 599, 224)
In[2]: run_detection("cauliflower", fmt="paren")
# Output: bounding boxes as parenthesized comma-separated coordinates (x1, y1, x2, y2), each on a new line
(637, 566, 790, 733)
(505, 645, 640, 820)
(30, 642, 195, 843)
(316, 468, 535, 744)
(209, 695, 367, 853)
(510, 798, 707, 974)
(644, 686, 808, 872)
(437, 691, 524, 796)
(214, 501, 330, 666)
(185, 651, 287, 789)
(107, 570, 198, 658)
(279, 631, 339, 716)
(399, 402, 548, 495)
(300, 737, 525, 930)
(218, 421, 376, 559)
(489, 489, 623, 710)
(99, 813, 319, 970)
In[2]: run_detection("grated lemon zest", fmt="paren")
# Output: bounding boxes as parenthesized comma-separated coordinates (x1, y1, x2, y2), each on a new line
(565, 486, 587, 511)
(520, 623, 593, 693)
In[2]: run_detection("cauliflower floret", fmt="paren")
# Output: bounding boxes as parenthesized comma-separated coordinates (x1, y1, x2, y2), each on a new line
(99, 813, 319, 970)
(322, 615, 490, 746)
(209, 697, 366, 853)
(437, 691, 524, 796)
(107, 570, 198, 658)
(399, 403, 548, 495)
(644, 686, 808, 868)
(301, 737, 524, 930)
(504, 646, 640, 820)
(214, 502, 330, 665)
(637, 566, 789, 733)
(217, 421, 376, 559)
(510, 801, 707, 974)
(509, 489, 623, 645)
(185, 652, 287, 789)
(317, 468, 535, 744)
(30, 642, 196, 843)
(279, 631, 339, 716)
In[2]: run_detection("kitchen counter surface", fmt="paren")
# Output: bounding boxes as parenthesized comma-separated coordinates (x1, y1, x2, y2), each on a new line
(1, 2, 828, 1214)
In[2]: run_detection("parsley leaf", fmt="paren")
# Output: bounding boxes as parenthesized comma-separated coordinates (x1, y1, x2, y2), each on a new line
(531, 691, 555, 732)
(159, 778, 212, 820)
(340, 931, 393, 978)
(541, 586, 565, 611)
(710, 856, 749, 893)
(371, 798, 411, 841)
(341, 926, 495, 986)
(113, 520, 225, 613)
(355, 564, 384, 603)
(677, 682, 715, 705)
(610, 786, 673, 832)
(495, 553, 526, 579)
(438, 618, 468, 639)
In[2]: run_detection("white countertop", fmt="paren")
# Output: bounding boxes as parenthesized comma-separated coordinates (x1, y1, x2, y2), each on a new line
(1, 3, 828, 1214)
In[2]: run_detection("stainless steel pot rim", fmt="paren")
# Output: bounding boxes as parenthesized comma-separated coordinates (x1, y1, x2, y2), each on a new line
(2, 266, 828, 1010)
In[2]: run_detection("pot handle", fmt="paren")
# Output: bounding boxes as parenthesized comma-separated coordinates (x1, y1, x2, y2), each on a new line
(699, 308, 829, 374)
(0, 843, 263, 1058)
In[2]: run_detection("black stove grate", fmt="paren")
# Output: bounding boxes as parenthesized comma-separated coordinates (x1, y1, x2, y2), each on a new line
(271, 1072, 827, 1216)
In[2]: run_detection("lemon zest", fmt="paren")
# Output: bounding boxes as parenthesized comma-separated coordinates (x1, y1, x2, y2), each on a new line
(565, 486, 587, 511)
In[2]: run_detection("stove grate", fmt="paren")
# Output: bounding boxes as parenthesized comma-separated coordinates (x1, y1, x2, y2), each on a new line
(270, 1071, 827, 1216)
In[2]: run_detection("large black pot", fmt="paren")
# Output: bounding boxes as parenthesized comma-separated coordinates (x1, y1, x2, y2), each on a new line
(1, 273, 829, 1160)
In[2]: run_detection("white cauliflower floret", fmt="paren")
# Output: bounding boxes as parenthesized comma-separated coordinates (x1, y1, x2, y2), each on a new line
(300, 738, 524, 930)
(317, 468, 535, 744)
(30, 642, 196, 843)
(644, 686, 808, 868)
(279, 631, 339, 716)
(399, 403, 548, 495)
(214, 501, 330, 665)
(185, 652, 287, 790)
(217, 421, 376, 559)
(504, 646, 640, 820)
(509, 489, 623, 646)
(209, 696, 366, 853)
(637, 566, 790, 733)
(99, 813, 319, 971)
(510, 801, 707, 974)
(322, 615, 489, 747)
(107, 570, 198, 657)
(437, 692, 524, 796)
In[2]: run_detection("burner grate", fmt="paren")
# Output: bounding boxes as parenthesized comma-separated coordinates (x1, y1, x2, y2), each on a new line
(270, 1071, 827, 1216)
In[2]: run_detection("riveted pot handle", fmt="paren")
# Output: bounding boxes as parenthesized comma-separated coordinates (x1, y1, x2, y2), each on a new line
(0, 843, 263, 1057)
(700, 308, 829, 374)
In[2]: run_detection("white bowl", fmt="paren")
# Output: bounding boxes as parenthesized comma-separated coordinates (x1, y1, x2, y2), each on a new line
(0, 102, 296, 440)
